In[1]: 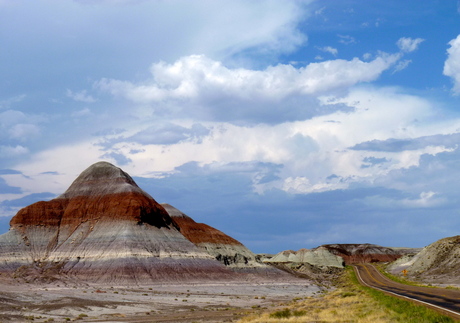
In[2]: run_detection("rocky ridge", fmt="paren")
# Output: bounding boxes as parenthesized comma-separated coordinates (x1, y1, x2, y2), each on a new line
(321, 243, 403, 264)
(268, 243, 405, 270)
(387, 235, 460, 285)
(267, 247, 344, 268)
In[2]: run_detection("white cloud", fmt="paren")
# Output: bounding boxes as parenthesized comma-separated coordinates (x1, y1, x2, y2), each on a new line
(314, 6, 325, 15)
(0, 110, 45, 141)
(392, 59, 412, 73)
(0, 110, 26, 126)
(444, 34, 460, 94)
(317, 46, 338, 56)
(0, 145, 28, 157)
(96, 53, 400, 123)
(338, 34, 356, 45)
(396, 37, 424, 53)
(71, 108, 92, 118)
(8, 124, 41, 141)
(0, 94, 26, 110)
(362, 191, 445, 209)
(66, 89, 97, 103)
(283, 176, 347, 194)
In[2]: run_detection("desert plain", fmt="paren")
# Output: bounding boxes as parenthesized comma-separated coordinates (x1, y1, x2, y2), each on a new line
(0, 278, 322, 322)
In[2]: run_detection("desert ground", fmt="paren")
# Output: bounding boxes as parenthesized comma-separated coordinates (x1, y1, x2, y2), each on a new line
(0, 279, 322, 322)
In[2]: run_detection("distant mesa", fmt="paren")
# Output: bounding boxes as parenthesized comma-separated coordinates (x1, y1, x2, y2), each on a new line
(321, 243, 404, 265)
(268, 243, 406, 268)
(267, 247, 344, 268)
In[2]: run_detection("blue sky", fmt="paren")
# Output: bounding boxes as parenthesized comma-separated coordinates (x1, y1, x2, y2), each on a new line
(1, 0, 460, 254)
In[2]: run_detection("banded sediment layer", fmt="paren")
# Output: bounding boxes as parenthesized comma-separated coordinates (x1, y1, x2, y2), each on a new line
(163, 203, 262, 268)
(0, 162, 235, 284)
(321, 243, 403, 264)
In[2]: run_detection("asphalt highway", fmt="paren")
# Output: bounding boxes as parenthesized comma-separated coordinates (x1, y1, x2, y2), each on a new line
(353, 263, 460, 320)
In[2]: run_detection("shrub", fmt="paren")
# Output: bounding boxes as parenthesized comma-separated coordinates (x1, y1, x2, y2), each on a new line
(269, 308, 291, 318)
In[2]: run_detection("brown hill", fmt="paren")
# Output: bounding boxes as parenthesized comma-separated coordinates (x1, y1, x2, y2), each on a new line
(0, 162, 234, 284)
(163, 203, 262, 268)
(320, 244, 403, 264)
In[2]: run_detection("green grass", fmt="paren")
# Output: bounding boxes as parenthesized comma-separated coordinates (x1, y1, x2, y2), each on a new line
(349, 267, 455, 323)
(239, 268, 455, 323)
(373, 264, 429, 287)
(269, 308, 306, 319)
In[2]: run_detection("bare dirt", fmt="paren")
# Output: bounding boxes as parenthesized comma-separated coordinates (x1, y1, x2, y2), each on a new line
(0, 279, 322, 322)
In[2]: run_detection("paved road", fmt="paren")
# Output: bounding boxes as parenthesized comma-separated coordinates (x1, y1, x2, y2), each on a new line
(353, 263, 460, 320)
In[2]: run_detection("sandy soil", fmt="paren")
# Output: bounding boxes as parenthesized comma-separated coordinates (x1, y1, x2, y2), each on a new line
(0, 280, 322, 322)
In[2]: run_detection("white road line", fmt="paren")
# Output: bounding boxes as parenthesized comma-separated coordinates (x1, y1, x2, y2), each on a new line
(354, 265, 460, 319)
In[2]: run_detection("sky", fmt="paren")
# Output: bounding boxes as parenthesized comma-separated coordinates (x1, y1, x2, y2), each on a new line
(1, 0, 460, 254)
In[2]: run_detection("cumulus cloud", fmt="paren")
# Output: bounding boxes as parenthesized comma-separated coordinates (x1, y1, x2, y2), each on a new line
(396, 37, 424, 53)
(96, 53, 400, 123)
(444, 34, 460, 94)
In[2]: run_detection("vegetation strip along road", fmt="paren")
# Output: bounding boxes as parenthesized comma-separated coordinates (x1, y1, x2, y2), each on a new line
(353, 263, 460, 320)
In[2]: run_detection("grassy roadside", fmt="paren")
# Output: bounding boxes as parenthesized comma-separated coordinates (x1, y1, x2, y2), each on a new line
(237, 267, 455, 323)
(373, 263, 431, 287)
(374, 263, 460, 290)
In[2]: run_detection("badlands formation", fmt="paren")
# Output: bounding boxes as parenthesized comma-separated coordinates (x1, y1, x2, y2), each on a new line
(267, 243, 405, 269)
(320, 243, 404, 264)
(267, 247, 344, 268)
(0, 161, 457, 321)
(0, 161, 266, 284)
(0, 161, 324, 321)
(388, 235, 460, 285)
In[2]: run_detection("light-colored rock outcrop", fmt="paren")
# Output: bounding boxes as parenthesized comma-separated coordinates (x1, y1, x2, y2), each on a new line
(268, 247, 344, 268)
(387, 235, 460, 284)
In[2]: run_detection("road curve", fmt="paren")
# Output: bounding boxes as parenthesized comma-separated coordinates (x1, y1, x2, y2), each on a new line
(353, 263, 460, 320)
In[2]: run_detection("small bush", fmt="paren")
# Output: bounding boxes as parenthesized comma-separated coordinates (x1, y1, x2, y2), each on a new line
(341, 292, 356, 298)
(293, 310, 306, 317)
(269, 308, 291, 318)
